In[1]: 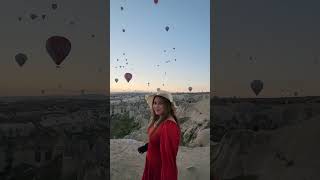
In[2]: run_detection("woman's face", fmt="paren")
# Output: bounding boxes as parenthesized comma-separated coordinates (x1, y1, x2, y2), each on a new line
(152, 96, 166, 116)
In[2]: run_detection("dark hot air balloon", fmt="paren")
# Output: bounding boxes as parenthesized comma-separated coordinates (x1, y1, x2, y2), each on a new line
(165, 26, 169, 31)
(52, 3, 58, 10)
(115, 78, 119, 83)
(30, 13, 38, 20)
(15, 53, 28, 67)
(188, 87, 192, 92)
(46, 36, 71, 67)
(250, 80, 263, 96)
(154, 0, 158, 4)
(124, 73, 132, 82)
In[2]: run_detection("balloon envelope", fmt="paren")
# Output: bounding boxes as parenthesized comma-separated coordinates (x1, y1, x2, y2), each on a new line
(124, 73, 132, 82)
(165, 26, 169, 31)
(250, 80, 263, 96)
(188, 87, 192, 92)
(52, 3, 58, 10)
(46, 36, 71, 66)
(115, 78, 119, 83)
(30, 13, 38, 20)
(154, 0, 158, 4)
(15, 53, 28, 67)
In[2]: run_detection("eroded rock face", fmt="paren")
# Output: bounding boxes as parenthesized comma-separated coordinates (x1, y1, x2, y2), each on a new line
(212, 116, 320, 180)
(212, 102, 320, 142)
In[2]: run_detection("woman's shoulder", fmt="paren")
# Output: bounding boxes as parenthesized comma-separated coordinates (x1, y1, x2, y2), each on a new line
(161, 118, 179, 129)
(160, 118, 180, 137)
(163, 116, 177, 124)
(165, 118, 177, 124)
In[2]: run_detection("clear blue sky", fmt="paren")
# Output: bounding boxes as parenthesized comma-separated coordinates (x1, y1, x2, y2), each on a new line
(110, 0, 210, 93)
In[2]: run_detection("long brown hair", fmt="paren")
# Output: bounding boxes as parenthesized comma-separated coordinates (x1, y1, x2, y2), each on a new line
(148, 96, 180, 137)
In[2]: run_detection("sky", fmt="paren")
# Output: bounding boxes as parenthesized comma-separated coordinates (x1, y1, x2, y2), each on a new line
(0, 0, 109, 97)
(110, 0, 210, 93)
(214, 0, 320, 98)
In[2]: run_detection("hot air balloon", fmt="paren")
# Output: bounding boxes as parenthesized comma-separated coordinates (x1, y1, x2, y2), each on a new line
(46, 36, 71, 67)
(165, 26, 169, 31)
(115, 78, 119, 83)
(250, 80, 263, 96)
(121, 6, 124, 10)
(42, 14, 46, 20)
(154, 0, 158, 4)
(124, 73, 132, 82)
(18, 17, 22, 21)
(147, 82, 150, 86)
(122, 29, 125, 32)
(157, 88, 160, 92)
(52, 3, 58, 10)
(188, 87, 192, 92)
(30, 13, 38, 20)
(15, 53, 28, 67)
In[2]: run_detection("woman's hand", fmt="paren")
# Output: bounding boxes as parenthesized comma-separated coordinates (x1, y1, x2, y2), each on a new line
(138, 143, 148, 154)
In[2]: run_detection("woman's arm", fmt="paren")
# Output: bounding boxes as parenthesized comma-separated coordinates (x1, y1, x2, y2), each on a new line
(138, 143, 148, 154)
(160, 120, 180, 180)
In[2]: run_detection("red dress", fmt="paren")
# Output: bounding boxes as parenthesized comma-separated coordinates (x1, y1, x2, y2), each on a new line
(142, 119, 181, 180)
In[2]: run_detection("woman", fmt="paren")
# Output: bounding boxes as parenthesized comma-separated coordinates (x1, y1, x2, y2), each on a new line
(139, 90, 181, 180)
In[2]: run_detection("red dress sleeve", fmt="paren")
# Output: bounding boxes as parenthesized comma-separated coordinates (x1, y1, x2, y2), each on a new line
(160, 120, 180, 180)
